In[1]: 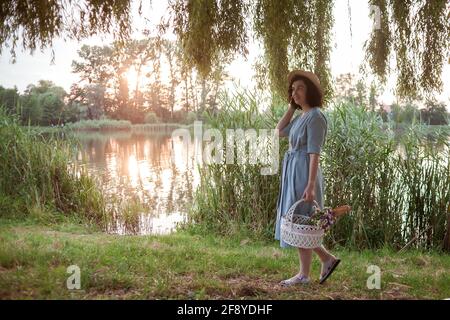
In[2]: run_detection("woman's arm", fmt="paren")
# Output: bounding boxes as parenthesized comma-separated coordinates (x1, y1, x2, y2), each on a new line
(276, 99, 296, 137)
(307, 153, 320, 188)
(302, 154, 320, 202)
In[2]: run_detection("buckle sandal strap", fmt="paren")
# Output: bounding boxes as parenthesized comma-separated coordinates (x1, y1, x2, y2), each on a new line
(319, 259, 341, 284)
(280, 275, 310, 287)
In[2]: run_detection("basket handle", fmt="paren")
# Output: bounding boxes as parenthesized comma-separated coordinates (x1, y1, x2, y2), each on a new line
(285, 198, 322, 219)
(290, 198, 322, 213)
(285, 198, 321, 232)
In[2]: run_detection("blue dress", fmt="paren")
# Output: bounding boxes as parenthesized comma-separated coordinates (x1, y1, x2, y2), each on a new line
(275, 107, 328, 248)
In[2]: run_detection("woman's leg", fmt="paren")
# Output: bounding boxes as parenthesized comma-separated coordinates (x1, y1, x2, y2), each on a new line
(313, 246, 335, 263)
(298, 248, 313, 278)
(279, 247, 312, 285)
(313, 246, 337, 276)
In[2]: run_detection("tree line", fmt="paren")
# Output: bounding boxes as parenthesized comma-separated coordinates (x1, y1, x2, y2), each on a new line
(333, 73, 449, 126)
(1, 70, 448, 126)
(1, 38, 230, 125)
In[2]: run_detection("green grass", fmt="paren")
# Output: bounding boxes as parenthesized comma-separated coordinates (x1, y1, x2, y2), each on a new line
(0, 217, 448, 300)
(24, 121, 193, 133)
(0, 109, 149, 234)
(0, 110, 108, 226)
(65, 119, 132, 131)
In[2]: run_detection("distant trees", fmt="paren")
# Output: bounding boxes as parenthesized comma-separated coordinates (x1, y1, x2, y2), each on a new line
(390, 103, 420, 124)
(389, 101, 448, 126)
(23, 81, 67, 125)
(333, 73, 449, 125)
(334, 73, 381, 111)
(68, 83, 107, 121)
(0, 80, 71, 125)
(0, 86, 20, 114)
(420, 100, 449, 125)
(1, 75, 447, 126)
(70, 38, 228, 123)
(0, 37, 230, 125)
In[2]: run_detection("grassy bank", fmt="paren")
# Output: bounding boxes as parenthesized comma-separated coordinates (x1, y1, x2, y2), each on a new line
(66, 119, 132, 131)
(0, 109, 149, 234)
(0, 217, 449, 299)
(0, 110, 108, 225)
(66, 119, 189, 132)
(25, 121, 192, 135)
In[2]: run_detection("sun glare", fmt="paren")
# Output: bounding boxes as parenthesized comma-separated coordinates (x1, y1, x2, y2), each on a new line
(123, 60, 171, 94)
(125, 68, 139, 90)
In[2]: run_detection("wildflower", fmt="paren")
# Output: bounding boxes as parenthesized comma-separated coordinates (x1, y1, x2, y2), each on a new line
(306, 208, 336, 231)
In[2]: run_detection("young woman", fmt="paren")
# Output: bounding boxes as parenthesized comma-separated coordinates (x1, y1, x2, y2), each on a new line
(275, 70, 340, 286)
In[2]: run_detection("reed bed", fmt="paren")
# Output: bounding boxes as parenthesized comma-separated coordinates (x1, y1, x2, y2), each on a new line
(0, 109, 108, 226)
(187, 92, 450, 250)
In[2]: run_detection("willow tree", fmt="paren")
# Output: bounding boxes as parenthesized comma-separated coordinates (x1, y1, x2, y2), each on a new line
(168, 0, 448, 102)
(364, 0, 450, 100)
(166, 0, 334, 102)
(253, 0, 333, 102)
(0, 0, 133, 62)
(2, 0, 449, 101)
(167, 0, 248, 78)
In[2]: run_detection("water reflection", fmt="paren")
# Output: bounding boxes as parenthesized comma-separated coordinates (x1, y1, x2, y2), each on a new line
(72, 131, 200, 235)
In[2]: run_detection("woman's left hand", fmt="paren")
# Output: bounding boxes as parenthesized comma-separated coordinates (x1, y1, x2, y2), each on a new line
(302, 184, 316, 202)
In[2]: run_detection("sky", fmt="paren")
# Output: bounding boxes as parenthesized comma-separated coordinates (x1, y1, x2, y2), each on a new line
(0, 0, 449, 110)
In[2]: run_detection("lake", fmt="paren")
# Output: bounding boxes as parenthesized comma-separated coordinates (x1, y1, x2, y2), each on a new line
(71, 130, 200, 235)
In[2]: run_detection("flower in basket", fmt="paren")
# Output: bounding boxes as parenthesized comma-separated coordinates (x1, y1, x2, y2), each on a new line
(306, 205, 351, 232)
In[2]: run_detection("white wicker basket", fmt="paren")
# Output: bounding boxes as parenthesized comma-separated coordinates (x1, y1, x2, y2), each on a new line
(280, 199, 324, 248)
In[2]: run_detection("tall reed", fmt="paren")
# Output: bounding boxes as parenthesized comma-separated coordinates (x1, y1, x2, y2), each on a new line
(188, 92, 450, 250)
(0, 108, 107, 226)
(187, 90, 284, 239)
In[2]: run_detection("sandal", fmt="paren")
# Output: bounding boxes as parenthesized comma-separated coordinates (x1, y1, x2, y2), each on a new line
(279, 274, 310, 287)
(319, 258, 341, 284)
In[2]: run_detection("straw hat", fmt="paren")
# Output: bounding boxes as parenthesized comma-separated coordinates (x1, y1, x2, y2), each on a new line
(287, 70, 323, 97)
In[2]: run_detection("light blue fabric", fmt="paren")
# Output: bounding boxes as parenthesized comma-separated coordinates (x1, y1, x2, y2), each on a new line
(275, 107, 328, 248)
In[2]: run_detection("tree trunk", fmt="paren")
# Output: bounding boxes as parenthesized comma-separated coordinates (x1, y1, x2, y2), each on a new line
(443, 213, 450, 252)
(200, 77, 207, 114)
(135, 65, 142, 111)
(184, 77, 189, 112)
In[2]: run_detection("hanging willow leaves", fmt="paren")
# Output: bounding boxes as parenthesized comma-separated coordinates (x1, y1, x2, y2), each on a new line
(364, 0, 392, 84)
(0, 0, 133, 62)
(312, 0, 334, 103)
(169, 0, 248, 79)
(251, 0, 309, 95)
(364, 0, 450, 100)
(253, 0, 334, 102)
(2, 0, 448, 101)
(417, 0, 448, 96)
(391, 0, 417, 100)
(170, 0, 334, 101)
(216, 0, 249, 56)
(288, 1, 315, 72)
(254, 0, 292, 99)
